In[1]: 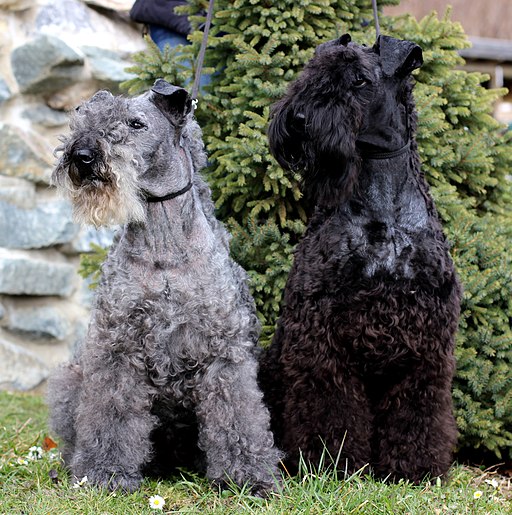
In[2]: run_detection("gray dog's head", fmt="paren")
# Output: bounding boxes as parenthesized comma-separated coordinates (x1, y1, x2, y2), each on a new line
(53, 80, 205, 227)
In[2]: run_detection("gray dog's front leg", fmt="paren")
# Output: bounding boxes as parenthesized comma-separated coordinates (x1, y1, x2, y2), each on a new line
(196, 356, 282, 496)
(69, 355, 157, 491)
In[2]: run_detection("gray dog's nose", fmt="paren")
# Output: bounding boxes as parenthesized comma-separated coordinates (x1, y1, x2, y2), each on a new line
(73, 148, 96, 165)
(71, 148, 99, 181)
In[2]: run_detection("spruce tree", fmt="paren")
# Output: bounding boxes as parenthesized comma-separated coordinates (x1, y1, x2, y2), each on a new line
(121, 1, 512, 459)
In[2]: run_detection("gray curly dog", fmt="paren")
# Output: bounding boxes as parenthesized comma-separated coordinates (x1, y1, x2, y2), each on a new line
(47, 79, 282, 495)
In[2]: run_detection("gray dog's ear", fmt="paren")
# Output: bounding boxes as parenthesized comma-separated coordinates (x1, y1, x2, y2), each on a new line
(83, 90, 113, 110)
(151, 79, 192, 126)
(76, 90, 113, 113)
(374, 35, 423, 77)
(90, 90, 113, 102)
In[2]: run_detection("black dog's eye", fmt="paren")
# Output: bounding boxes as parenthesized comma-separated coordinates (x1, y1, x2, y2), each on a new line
(353, 78, 369, 89)
(128, 119, 146, 130)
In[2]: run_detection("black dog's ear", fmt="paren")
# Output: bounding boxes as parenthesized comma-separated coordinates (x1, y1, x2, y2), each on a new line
(268, 100, 307, 172)
(338, 33, 351, 46)
(268, 95, 360, 209)
(374, 35, 423, 77)
(151, 79, 192, 126)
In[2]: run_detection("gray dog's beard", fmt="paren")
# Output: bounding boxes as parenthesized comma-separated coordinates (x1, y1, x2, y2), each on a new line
(55, 159, 146, 227)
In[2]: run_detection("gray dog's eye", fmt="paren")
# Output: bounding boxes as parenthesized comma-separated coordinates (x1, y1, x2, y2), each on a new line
(353, 78, 368, 88)
(128, 119, 146, 130)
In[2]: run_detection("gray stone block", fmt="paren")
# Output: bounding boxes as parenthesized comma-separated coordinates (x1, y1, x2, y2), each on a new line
(82, 46, 135, 85)
(22, 104, 69, 128)
(70, 315, 88, 357)
(0, 78, 11, 104)
(0, 336, 49, 391)
(68, 225, 116, 254)
(0, 249, 76, 297)
(0, 199, 78, 249)
(0, 125, 53, 184)
(0, 176, 36, 209)
(35, 0, 94, 34)
(11, 34, 84, 94)
(33, 0, 145, 56)
(8, 305, 72, 340)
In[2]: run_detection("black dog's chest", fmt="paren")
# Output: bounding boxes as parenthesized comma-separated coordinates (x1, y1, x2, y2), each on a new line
(337, 163, 430, 278)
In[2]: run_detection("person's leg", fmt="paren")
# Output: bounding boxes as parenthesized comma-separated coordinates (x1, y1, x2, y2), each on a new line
(149, 25, 188, 51)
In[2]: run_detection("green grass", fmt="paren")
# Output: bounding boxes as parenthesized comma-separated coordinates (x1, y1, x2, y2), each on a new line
(1, 391, 510, 514)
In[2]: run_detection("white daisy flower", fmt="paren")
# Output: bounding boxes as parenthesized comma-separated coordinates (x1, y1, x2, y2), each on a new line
(72, 475, 89, 488)
(473, 490, 483, 500)
(484, 478, 499, 489)
(149, 494, 165, 510)
(27, 446, 43, 461)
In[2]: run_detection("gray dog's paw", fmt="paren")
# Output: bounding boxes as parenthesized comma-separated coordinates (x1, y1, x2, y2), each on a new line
(75, 470, 142, 492)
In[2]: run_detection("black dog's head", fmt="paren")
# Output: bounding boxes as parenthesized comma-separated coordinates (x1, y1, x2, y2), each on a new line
(268, 34, 423, 208)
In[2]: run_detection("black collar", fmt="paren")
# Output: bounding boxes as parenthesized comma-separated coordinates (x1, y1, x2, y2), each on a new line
(145, 181, 193, 203)
(360, 141, 411, 160)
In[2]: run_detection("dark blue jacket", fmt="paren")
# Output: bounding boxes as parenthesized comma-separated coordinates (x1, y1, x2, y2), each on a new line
(130, 0, 191, 35)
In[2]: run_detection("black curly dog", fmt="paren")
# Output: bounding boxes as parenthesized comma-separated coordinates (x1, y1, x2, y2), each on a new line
(260, 34, 462, 483)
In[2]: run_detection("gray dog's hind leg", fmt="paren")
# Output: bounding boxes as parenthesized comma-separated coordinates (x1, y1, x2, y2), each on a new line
(196, 356, 282, 496)
(69, 357, 158, 491)
(47, 363, 83, 464)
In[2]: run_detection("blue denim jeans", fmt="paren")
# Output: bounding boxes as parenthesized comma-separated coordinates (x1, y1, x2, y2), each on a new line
(149, 24, 211, 89)
(149, 25, 189, 50)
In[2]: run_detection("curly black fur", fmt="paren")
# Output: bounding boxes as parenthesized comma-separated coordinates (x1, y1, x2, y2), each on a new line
(260, 34, 462, 483)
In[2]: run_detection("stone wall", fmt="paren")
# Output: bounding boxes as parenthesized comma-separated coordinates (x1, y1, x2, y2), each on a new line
(0, 0, 145, 390)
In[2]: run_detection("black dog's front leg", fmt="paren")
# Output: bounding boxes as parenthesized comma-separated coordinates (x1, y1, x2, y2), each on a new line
(371, 359, 457, 483)
(279, 363, 374, 476)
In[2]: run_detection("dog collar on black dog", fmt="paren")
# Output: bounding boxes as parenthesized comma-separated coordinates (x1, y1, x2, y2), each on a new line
(146, 181, 193, 203)
(360, 141, 411, 160)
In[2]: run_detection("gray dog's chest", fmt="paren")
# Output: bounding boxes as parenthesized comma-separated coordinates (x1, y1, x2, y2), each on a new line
(100, 249, 250, 399)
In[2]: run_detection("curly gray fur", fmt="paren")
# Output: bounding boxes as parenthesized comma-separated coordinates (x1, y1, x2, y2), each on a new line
(47, 80, 282, 494)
